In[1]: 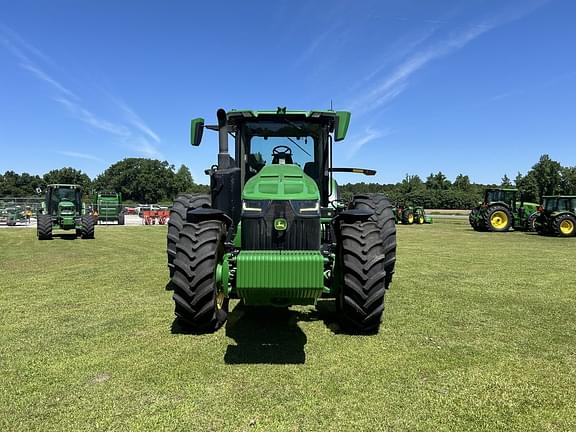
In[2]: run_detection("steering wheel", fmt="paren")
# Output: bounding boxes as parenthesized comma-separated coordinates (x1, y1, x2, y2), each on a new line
(272, 145, 293, 157)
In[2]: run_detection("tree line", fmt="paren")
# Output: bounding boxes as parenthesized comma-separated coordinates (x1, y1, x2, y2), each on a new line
(339, 154, 576, 208)
(0, 158, 208, 203)
(1, 154, 574, 208)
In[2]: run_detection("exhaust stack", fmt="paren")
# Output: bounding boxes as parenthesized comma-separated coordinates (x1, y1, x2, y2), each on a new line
(216, 108, 230, 169)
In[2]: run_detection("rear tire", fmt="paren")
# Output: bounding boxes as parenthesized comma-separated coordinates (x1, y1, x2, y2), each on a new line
(81, 215, 95, 239)
(336, 221, 387, 334)
(402, 209, 414, 224)
(485, 205, 512, 232)
(37, 214, 53, 240)
(171, 220, 228, 332)
(351, 193, 396, 287)
(167, 194, 211, 282)
(553, 214, 576, 237)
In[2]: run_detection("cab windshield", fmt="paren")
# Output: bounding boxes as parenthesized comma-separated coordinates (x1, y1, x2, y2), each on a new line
(242, 120, 321, 181)
(485, 190, 516, 205)
(48, 187, 81, 213)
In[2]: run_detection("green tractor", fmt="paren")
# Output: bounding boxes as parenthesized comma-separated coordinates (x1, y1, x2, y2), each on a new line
(535, 195, 576, 237)
(37, 184, 95, 240)
(469, 188, 539, 232)
(393, 205, 414, 224)
(6, 205, 26, 226)
(1, 204, 26, 226)
(94, 191, 125, 224)
(167, 108, 396, 333)
(413, 206, 433, 224)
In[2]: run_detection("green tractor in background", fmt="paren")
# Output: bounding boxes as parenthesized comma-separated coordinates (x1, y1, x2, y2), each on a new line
(469, 188, 539, 232)
(1, 204, 27, 226)
(413, 206, 433, 224)
(167, 108, 396, 334)
(535, 195, 576, 237)
(393, 205, 414, 224)
(94, 191, 125, 224)
(6, 206, 26, 226)
(37, 184, 95, 240)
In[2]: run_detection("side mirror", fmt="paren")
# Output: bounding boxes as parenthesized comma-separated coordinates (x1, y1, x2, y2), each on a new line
(190, 117, 205, 146)
(334, 111, 351, 142)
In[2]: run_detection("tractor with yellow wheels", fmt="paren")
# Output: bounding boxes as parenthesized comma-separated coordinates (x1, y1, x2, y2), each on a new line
(469, 188, 539, 232)
(535, 196, 576, 237)
(393, 205, 414, 224)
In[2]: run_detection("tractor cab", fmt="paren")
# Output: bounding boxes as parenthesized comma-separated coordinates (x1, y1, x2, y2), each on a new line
(542, 196, 576, 213)
(45, 184, 83, 215)
(483, 188, 518, 209)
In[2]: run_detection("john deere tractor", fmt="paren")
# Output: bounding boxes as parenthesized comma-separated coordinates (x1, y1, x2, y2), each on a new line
(413, 206, 432, 224)
(535, 195, 576, 237)
(167, 108, 396, 333)
(393, 205, 414, 224)
(469, 188, 539, 232)
(37, 184, 95, 240)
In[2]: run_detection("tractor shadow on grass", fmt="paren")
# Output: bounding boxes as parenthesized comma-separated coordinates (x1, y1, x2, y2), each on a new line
(52, 233, 81, 240)
(224, 303, 309, 364)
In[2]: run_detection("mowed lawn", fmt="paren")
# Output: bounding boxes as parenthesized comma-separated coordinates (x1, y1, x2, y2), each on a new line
(0, 221, 575, 431)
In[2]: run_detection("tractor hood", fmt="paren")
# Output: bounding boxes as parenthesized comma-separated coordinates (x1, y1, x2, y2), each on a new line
(59, 200, 75, 211)
(242, 164, 319, 201)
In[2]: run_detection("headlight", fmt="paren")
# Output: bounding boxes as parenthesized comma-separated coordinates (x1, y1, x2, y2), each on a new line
(290, 200, 320, 215)
(242, 200, 269, 213)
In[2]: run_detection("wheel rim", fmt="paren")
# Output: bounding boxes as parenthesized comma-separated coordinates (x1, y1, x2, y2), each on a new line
(419, 216, 424, 224)
(560, 219, 574, 235)
(214, 263, 225, 310)
(408, 214, 414, 223)
(490, 211, 508, 229)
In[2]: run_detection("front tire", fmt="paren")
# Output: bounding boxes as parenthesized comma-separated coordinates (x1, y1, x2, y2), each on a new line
(351, 194, 396, 287)
(171, 220, 228, 332)
(336, 221, 387, 334)
(118, 212, 125, 225)
(526, 212, 538, 232)
(167, 194, 211, 280)
(553, 214, 576, 237)
(37, 214, 53, 240)
(81, 215, 95, 239)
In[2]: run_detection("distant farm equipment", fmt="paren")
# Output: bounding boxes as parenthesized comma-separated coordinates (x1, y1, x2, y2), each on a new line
(535, 195, 576, 237)
(393, 204, 432, 224)
(469, 188, 539, 232)
(142, 209, 169, 225)
(0, 204, 28, 226)
(93, 192, 125, 224)
(37, 184, 95, 240)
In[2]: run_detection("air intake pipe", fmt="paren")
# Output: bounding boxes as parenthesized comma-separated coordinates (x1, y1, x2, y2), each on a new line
(217, 108, 231, 169)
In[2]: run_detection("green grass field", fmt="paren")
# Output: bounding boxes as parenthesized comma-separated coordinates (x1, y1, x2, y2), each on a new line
(1, 221, 575, 431)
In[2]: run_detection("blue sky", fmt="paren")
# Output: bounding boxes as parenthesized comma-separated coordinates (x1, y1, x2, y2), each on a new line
(1, 0, 575, 185)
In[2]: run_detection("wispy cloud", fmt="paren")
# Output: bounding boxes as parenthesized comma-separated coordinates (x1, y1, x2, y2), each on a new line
(56, 151, 105, 163)
(345, 127, 392, 159)
(349, 1, 550, 117)
(112, 98, 160, 143)
(0, 23, 162, 159)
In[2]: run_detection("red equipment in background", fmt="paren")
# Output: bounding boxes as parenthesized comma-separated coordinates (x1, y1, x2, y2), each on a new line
(142, 209, 169, 225)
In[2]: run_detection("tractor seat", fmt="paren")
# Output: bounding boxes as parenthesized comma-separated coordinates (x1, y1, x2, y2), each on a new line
(272, 153, 294, 165)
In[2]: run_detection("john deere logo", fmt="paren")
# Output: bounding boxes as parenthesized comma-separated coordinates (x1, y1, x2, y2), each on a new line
(274, 218, 287, 231)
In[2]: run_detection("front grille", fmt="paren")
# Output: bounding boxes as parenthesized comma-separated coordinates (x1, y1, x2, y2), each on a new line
(242, 201, 320, 250)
